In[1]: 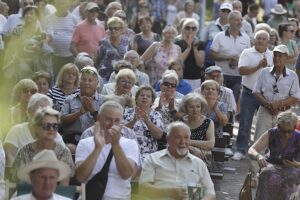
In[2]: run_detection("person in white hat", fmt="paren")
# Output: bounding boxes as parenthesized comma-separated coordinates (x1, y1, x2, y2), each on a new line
(249, 44, 300, 186)
(11, 149, 72, 200)
(267, 3, 288, 30)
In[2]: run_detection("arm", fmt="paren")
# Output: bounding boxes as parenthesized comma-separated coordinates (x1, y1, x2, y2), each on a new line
(209, 49, 231, 62)
(130, 35, 138, 52)
(213, 102, 228, 126)
(239, 57, 268, 75)
(248, 131, 269, 168)
(193, 47, 205, 67)
(61, 108, 85, 126)
(70, 41, 79, 56)
(190, 120, 215, 150)
(141, 42, 157, 63)
(4, 143, 17, 166)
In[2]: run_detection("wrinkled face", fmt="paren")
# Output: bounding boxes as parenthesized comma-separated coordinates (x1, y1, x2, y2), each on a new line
(219, 9, 230, 20)
(186, 100, 201, 117)
(183, 22, 197, 37)
(136, 89, 153, 107)
(108, 22, 123, 38)
(36, 77, 49, 95)
(37, 115, 59, 141)
(86, 8, 99, 22)
(124, 53, 139, 69)
(202, 84, 219, 100)
(206, 71, 222, 83)
(98, 108, 122, 133)
(273, 51, 288, 68)
(117, 76, 133, 95)
(167, 126, 190, 158)
(80, 73, 98, 96)
(254, 33, 269, 52)
(229, 13, 243, 30)
(163, 30, 176, 42)
(30, 168, 59, 199)
(160, 78, 177, 97)
(232, 2, 242, 13)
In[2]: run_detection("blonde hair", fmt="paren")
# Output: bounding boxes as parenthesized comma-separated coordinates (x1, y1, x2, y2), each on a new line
(12, 79, 38, 105)
(107, 16, 124, 29)
(277, 111, 298, 129)
(56, 63, 80, 88)
(115, 69, 136, 94)
(201, 80, 220, 94)
(179, 93, 207, 113)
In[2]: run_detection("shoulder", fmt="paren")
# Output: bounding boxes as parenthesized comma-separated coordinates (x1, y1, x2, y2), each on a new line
(53, 193, 73, 200)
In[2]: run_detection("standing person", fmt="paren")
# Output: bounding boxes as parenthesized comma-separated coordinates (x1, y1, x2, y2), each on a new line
(130, 0, 154, 33)
(71, 2, 106, 59)
(267, 4, 288, 30)
(175, 18, 205, 90)
(259, 0, 278, 22)
(233, 30, 273, 160)
(46, 0, 80, 77)
(250, 44, 300, 185)
(209, 10, 251, 103)
(75, 101, 139, 200)
(139, 121, 216, 200)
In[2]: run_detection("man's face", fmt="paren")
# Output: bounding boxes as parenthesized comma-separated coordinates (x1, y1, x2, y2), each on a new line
(229, 13, 243, 30)
(232, 2, 242, 13)
(254, 33, 269, 52)
(21, 0, 34, 9)
(30, 168, 59, 199)
(170, 64, 183, 79)
(249, 9, 259, 18)
(167, 126, 190, 158)
(55, 0, 70, 12)
(219, 9, 230, 21)
(98, 108, 122, 133)
(86, 8, 99, 22)
(124, 53, 139, 69)
(273, 51, 288, 68)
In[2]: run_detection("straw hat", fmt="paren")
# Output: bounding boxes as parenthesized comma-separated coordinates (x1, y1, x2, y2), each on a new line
(18, 150, 71, 184)
(271, 4, 287, 15)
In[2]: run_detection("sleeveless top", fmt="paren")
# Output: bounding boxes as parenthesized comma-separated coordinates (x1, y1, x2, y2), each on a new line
(133, 33, 161, 55)
(190, 118, 211, 141)
(267, 127, 300, 165)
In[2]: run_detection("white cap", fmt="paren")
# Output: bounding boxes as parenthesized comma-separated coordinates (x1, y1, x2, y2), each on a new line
(273, 44, 289, 55)
(220, 2, 233, 12)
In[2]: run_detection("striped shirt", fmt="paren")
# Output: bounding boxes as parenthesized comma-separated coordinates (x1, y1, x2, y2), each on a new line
(47, 86, 79, 111)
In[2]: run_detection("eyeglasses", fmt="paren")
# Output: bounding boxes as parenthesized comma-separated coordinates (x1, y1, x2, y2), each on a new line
(88, 9, 99, 13)
(109, 26, 122, 31)
(140, 6, 148, 9)
(119, 80, 133, 85)
(22, 88, 37, 94)
(162, 82, 177, 88)
(287, 29, 295, 33)
(185, 26, 197, 31)
(24, 2, 34, 6)
(273, 84, 279, 94)
(221, 9, 231, 13)
(42, 123, 60, 131)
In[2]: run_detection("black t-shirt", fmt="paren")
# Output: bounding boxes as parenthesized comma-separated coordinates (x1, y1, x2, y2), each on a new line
(175, 38, 205, 80)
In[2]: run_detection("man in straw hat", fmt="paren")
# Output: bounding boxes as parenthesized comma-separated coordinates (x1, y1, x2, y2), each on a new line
(11, 149, 72, 200)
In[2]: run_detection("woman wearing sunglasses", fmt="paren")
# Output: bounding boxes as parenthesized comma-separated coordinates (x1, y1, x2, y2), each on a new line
(12, 106, 74, 186)
(175, 18, 205, 90)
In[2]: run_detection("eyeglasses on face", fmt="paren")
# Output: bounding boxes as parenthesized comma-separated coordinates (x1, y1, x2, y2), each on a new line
(184, 26, 197, 31)
(42, 123, 60, 131)
(109, 26, 122, 31)
(221, 9, 231, 13)
(162, 82, 177, 88)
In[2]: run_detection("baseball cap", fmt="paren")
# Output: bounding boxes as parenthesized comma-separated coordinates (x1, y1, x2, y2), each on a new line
(273, 44, 289, 55)
(205, 66, 222, 74)
(86, 2, 99, 11)
(220, 2, 233, 12)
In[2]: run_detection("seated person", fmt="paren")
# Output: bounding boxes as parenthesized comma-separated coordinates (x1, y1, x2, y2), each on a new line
(13, 106, 74, 186)
(4, 93, 64, 166)
(248, 111, 300, 200)
(155, 58, 192, 95)
(179, 93, 215, 160)
(139, 121, 216, 200)
(11, 150, 72, 200)
(75, 101, 140, 200)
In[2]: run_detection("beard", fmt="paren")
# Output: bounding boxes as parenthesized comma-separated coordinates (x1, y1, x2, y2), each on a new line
(176, 148, 189, 157)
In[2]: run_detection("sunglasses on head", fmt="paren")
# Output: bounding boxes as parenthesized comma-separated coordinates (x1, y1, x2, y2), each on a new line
(42, 123, 60, 131)
(185, 26, 197, 31)
(162, 82, 177, 88)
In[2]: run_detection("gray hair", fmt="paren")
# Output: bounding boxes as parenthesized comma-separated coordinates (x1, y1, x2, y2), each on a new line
(254, 23, 271, 34)
(98, 100, 124, 116)
(179, 93, 207, 113)
(161, 70, 179, 86)
(276, 111, 298, 128)
(74, 53, 94, 70)
(124, 50, 140, 60)
(27, 93, 53, 118)
(182, 18, 199, 32)
(254, 30, 270, 41)
(166, 121, 191, 137)
(113, 60, 132, 71)
(201, 80, 220, 94)
(162, 25, 178, 35)
(31, 106, 60, 128)
(228, 10, 242, 21)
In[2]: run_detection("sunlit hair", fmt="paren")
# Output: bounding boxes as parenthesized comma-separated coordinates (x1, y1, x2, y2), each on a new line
(124, 50, 140, 60)
(254, 23, 271, 34)
(201, 80, 220, 94)
(107, 16, 124, 28)
(228, 10, 242, 21)
(276, 111, 298, 129)
(32, 71, 52, 86)
(161, 69, 179, 86)
(104, 2, 122, 17)
(74, 53, 94, 70)
(115, 68, 136, 86)
(254, 30, 270, 41)
(113, 60, 132, 71)
(179, 93, 207, 113)
(98, 100, 124, 116)
(12, 79, 38, 105)
(27, 93, 53, 118)
(182, 18, 199, 32)
(168, 58, 184, 70)
(162, 25, 178, 36)
(134, 85, 156, 104)
(56, 63, 80, 88)
(166, 121, 191, 137)
(32, 106, 60, 128)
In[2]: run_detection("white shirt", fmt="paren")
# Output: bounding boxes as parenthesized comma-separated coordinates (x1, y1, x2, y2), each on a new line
(76, 137, 139, 200)
(11, 193, 72, 200)
(238, 47, 273, 90)
(2, 13, 23, 35)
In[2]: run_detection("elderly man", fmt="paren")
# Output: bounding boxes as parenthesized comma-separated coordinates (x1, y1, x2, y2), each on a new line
(75, 100, 139, 200)
(233, 30, 273, 160)
(139, 121, 216, 200)
(209, 10, 251, 102)
(4, 93, 64, 166)
(250, 44, 300, 185)
(11, 149, 72, 200)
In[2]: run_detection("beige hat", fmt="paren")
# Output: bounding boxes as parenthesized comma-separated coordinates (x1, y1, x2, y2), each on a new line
(18, 150, 71, 184)
(220, 2, 233, 12)
(271, 4, 287, 15)
(205, 66, 222, 74)
(86, 2, 99, 11)
(273, 44, 289, 55)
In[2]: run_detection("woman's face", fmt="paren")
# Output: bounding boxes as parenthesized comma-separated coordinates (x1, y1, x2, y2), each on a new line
(186, 100, 201, 117)
(163, 30, 176, 43)
(136, 89, 153, 107)
(278, 123, 295, 137)
(117, 76, 133, 95)
(36, 77, 49, 95)
(80, 73, 98, 96)
(109, 22, 123, 38)
(183, 23, 197, 37)
(160, 78, 177, 97)
(140, 19, 152, 32)
(62, 68, 78, 86)
(20, 87, 37, 104)
(37, 115, 59, 141)
(269, 32, 278, 44)
(283, 25, 295, 39)
(24, 9, 37, 24)
(202, 84, 219, 100)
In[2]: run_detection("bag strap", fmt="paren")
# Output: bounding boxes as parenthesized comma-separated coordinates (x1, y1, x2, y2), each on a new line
(93, 148, 114, 179)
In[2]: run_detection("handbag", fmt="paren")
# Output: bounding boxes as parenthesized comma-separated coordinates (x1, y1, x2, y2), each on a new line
(86, 148, 113, 200)
(239, 172, 252, 200)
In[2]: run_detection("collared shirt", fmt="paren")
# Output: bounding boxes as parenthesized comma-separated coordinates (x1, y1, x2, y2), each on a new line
(253, 66, 300, 102)
(2, 13, 23, 35)
(11, 192, 72, 200)
(239, 47, 273, 90)
(140, 149, 215, 199)
(60, 92, 105, 135)
(200, 18, 229, 42)
(210, 29, 251, 76)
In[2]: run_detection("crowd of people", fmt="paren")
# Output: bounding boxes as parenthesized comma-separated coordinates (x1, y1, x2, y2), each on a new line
(0, 0, 300, 199)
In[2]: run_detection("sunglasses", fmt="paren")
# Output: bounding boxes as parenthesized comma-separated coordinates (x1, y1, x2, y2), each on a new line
(109, 26, 122, 31)
(185, 26, 197, 31)
(162, 82, 177, 88)
(221, 9, 231, 13)
(42, 123, 60, 131)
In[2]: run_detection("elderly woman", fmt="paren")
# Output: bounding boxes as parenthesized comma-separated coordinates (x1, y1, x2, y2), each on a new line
(268, 28, 280, 50)
(130, 16, 160, 56)
(179, 93, 215, 159)
(9, 79, 38, 126)
(130, 0, 154, 33)
(32, 71, 52, 95)
(12, 106, 74, 185)
(104, 1, 122, 18)
(124, 85, 164, 162)
(248, 111, 300, 200)
(113, 10, 135, 40)
(47, 63, 80, 111)
(201, 80, 228, 138)
(175, 18, 205, 90)
(141, 25, 181, 86)
(95, 16, 129, 82)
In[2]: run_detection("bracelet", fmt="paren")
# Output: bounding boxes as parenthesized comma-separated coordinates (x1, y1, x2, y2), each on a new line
(255, 153, 262, 161)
